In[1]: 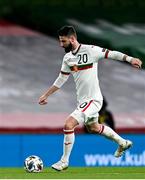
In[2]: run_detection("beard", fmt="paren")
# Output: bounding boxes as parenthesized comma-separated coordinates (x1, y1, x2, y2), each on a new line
(64, 43, 73, 53)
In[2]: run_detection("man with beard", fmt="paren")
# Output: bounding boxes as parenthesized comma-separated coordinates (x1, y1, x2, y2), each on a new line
(38, 26, 142, 171)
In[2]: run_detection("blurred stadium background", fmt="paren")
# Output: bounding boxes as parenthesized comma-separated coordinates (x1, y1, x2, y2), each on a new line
(0, 0, 145, 167)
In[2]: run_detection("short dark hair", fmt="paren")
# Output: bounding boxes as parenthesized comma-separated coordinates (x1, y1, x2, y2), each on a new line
(58, 25, 77, 38)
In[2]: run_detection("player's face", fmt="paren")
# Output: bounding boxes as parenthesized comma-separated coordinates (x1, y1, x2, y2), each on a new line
(59, 36, 73, 53)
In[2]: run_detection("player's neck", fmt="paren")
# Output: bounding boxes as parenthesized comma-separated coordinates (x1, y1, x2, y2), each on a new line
(72, 41, 80, 53)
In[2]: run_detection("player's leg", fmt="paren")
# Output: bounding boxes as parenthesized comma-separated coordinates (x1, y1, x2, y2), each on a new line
(51, 116, 79, 171)
(61, 116, 79, 163)
(86, 122, 132, 157)
(87, 122, 126, 144)
(82, 100, 132, 157)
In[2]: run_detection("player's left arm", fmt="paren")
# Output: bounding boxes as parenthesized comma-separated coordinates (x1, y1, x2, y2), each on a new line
(123, 55, 142, 68)
(106, 50, 142, 68)
(90, 45, 142, 68)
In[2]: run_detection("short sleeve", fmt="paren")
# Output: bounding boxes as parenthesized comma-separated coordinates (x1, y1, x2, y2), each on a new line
(60, 56, 71, 75)
(90, 45, 109, 61)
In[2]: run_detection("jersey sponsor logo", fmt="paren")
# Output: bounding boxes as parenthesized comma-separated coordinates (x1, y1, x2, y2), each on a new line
(73, 64, 79, 72)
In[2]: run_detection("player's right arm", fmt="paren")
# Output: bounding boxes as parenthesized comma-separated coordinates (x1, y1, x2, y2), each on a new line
(39, 85, 59, 105)
(39, 56, 70, 105)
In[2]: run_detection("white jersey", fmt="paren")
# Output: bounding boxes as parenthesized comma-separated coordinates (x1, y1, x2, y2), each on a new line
(60, 44, 109, 104)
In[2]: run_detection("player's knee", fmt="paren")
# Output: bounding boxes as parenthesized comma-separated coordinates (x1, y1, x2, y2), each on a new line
(64, 123, 74, 130)
(64, 116, 78, 130)
(86, 124, 101, 134)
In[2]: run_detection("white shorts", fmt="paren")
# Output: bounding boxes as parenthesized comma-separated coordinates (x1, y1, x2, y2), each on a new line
(70, 99, 103, 125)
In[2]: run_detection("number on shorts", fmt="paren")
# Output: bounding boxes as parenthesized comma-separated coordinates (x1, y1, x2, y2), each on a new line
(79, 102, 88, 108)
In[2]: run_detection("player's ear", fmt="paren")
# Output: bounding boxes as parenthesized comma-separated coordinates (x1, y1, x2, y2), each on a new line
(70, 35, 75, 43)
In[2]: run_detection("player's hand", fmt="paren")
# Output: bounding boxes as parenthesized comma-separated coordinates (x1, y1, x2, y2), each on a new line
(38, 94, 48, 105)
(130, 58, 142, 68)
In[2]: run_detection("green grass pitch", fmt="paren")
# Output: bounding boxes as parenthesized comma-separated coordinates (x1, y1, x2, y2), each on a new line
(0, 167, 145, 179)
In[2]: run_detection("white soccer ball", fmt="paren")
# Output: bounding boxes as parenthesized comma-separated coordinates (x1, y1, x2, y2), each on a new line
(24, 155, 43, 173)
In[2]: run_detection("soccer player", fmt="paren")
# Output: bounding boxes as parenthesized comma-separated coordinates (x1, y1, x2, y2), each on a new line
(38, 26, 142, 171)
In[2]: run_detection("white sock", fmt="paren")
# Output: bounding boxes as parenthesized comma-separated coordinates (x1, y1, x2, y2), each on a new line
(61, 129, 75, 163)
(99, 124, 126, 145)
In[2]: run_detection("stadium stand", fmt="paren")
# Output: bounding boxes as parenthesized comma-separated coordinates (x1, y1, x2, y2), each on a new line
(0, 20, 144, 133)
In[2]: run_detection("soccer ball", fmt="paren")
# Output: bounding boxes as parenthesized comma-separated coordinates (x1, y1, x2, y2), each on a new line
(24, 155, 43, 173)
